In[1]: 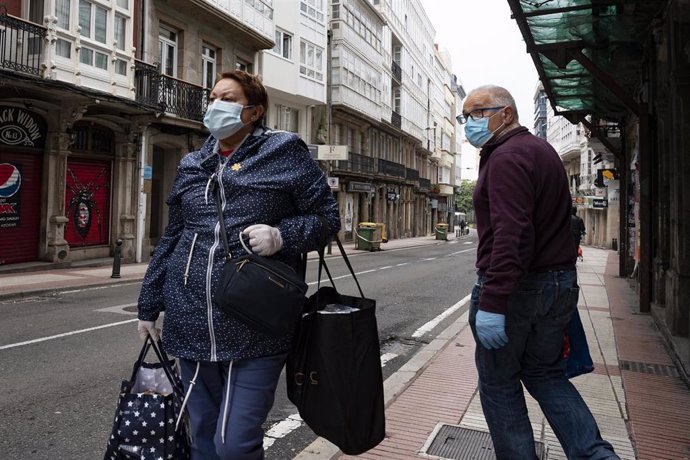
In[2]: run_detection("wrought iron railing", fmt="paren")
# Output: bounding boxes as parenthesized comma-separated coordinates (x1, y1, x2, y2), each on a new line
(332, 152, 375, 175)
(377, 159, 406, 178)
(134, 60, 209, 121)
(0, 9, 46, 76)
(418, 178, 431, 191)
(391, 61, 402, 82)
(405, 168, 419, 182)
(391, 110, 401, 129)
(134, 60, 160, 107)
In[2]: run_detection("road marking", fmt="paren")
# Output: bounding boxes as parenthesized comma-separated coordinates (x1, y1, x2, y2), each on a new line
(464, 241, 473, 245)
(448, 248, 476, 256)
(379, 352, 398, 366)
(396, 263, 409, 266)
(379, 265, 393, 270)
(61, 282, 141, 294)
(263, 414, 303, 449)
(95, 303, 137, 315)
(422, 257, 437, 261)
(0, 318, 138, 351)
(411, 294, 471, 338)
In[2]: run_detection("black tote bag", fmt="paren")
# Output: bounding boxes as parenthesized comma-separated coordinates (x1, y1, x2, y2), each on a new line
(286, 236, 385, 455)
(104, 337, 190, 460)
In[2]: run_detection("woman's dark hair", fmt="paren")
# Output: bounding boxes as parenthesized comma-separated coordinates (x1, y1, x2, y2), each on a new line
(217, 70, 268, 127)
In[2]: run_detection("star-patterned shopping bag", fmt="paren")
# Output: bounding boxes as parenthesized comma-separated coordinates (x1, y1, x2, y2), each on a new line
(104, 338, 190, 460)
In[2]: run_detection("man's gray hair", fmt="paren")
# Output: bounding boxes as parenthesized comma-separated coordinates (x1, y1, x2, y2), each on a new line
(470, 85, 519, 120)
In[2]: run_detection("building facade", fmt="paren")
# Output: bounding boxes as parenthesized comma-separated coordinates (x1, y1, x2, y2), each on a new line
(545, 101, 620, 251)
(0, 0, 464, 267)
(0, 0, 275, 265)
(533, 82, 547, 139)
(322, 0, 463, 243)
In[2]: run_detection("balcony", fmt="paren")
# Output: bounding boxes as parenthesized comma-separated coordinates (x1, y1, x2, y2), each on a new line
(135, 60, 209, 121)
(331, 152, 375, 176)
(391, 110, 401, 129)
(377, 159, 406, 178)
(418, 178, 431, 192)
(391, 61, 402, 83)
(405, 168, 419, 182)
(0, 12, 46, 77)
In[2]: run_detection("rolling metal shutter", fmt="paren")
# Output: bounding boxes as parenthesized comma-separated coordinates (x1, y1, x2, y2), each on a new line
(0, 151, 42, 264)
(64, 159, 112, 247)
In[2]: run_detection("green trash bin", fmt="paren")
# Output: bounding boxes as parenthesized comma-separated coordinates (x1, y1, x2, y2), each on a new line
(356, 222, 380, 251)
(435, 223, 449, 241)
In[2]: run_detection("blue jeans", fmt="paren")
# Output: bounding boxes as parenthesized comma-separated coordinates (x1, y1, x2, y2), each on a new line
(179, 352, 288, 460)
(469, 271, 619, 460)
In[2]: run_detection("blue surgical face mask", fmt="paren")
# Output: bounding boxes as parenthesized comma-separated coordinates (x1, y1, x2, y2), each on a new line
(464, 109, 504, 148)
(203, 100, 254, 140)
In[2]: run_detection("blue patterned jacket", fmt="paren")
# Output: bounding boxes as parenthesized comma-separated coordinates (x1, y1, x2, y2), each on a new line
(137, 128, 340, 362)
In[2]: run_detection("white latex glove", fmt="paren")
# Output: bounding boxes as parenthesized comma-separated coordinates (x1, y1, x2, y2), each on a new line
(138, 320, 160, 341)
(243, 224, 283, 256)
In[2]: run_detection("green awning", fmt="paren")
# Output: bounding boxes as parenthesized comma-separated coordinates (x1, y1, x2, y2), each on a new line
(508, 0, 665, 120)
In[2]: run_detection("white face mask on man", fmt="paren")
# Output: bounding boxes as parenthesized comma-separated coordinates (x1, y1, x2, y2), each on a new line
(203, 100, 255, 140)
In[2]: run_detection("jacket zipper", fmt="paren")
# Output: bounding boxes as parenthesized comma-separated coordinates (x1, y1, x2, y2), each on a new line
(183, 233, 199, 286)
(206, 164, 228, 362)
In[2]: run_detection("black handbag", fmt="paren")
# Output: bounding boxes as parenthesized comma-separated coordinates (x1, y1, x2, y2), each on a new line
(212, 185, 308, 337)
(286, 236, 385, 455)
(104, 337, 190, 460)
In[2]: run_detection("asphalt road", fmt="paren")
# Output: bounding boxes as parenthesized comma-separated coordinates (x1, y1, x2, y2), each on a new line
(0, 237, 479, 459)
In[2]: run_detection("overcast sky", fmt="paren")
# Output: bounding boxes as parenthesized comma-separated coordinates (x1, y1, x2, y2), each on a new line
(419, 0, 539, 134)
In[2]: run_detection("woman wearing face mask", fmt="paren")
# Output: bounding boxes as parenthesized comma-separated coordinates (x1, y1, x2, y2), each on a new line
(136, 70, 340, 460)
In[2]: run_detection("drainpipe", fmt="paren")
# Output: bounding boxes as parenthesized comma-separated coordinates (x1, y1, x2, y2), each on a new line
(135, 127, 148, 263)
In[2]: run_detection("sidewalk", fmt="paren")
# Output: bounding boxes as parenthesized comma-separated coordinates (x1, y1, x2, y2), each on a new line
(297, 246, 690, 460)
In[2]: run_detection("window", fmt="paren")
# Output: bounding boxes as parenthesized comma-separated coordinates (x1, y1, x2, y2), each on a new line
(299, 40, 323, 81)
(56, 38, 71, 58)
(276, 105, 299, 132)
(79, 0, 107, 43)
(235, 58, 253, 73)
(272, 29, 292, 60)
(202, 45, 217, 89)
(115, 59, 127, 75)
(393, 88, 400, 113)
(300, 0, 324, 22)
(55, 0, 70, 29)
(114, 15, 126, 50)
(159, 26, 178, 77)
(79, 43, 108, 69)
(116, 0, 128, 8)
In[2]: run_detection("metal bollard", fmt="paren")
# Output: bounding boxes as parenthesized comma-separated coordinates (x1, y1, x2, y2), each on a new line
(111, 238, 123, 279)
(612, 238, 618, 251)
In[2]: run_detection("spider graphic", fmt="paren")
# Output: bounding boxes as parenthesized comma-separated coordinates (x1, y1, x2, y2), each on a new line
(66, 166, 108, 242)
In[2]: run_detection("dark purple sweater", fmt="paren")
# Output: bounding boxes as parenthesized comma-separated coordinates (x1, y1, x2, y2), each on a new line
(473, 127, 576, 314)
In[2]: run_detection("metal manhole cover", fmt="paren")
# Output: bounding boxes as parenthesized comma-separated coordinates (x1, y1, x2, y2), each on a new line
(425, 425, 546, 459)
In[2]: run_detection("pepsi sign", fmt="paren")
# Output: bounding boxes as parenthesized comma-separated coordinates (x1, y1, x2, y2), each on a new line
(0, 163, 21, 198)
(0, 163, 21, 228)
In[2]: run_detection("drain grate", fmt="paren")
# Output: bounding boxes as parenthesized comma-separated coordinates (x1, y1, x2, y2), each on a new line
(425, 425, 546, 460)
(619, 360, 679, 377)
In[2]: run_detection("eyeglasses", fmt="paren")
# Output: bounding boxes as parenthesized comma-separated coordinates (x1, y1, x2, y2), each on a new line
(456, 106, 505, 125)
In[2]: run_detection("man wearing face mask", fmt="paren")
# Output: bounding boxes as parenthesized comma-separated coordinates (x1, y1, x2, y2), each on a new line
(136, 70, 340, 459)
(461, 85, 619, 459)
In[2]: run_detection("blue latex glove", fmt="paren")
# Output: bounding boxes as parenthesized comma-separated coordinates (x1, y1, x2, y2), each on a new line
(475, 310, 508, 349)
